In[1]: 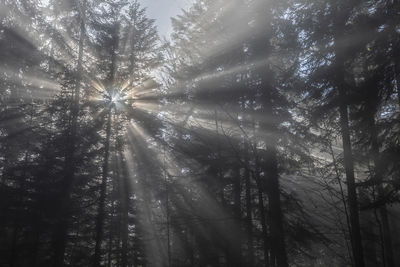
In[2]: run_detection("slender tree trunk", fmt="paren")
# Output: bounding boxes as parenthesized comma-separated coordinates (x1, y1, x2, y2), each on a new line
(52, 3, 85, 266)
(107, 160, 118, 267)
(338, 89, 365, 267)
(9, 222, 19, 267)
(120, 152, 130, 267)
(92, 16, 119, 267)
(254, 166, 270, 267)
(93, 110, 112, 267)
(258, 68, 287, 267)
(163, 145, 172, 267)
(379, 207, 394, 267)
(331, 3, 365, 265)
(251, 0, 288, 262)
(390, 0, 400, 108)
(395, 57, 400, 107)
(368, 112, 394, 267)
(244, 152, 254, 267)
(106, 195, 114, 267)
(31, 236, 40, 267)
(265, 147, 287, 267)
(233, 166, 242, 267)
(9, 148, 30, 267)
(213, 109, 227, 265)
(69, 220, 81, 267)
(328, 141, 354, 264)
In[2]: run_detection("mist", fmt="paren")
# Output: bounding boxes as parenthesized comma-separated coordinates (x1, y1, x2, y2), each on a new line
(1, 0, 399, 267)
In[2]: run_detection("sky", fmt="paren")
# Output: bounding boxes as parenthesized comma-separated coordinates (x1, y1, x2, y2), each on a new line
(139, 0, 194, 37)
(40, 0, 193, 37)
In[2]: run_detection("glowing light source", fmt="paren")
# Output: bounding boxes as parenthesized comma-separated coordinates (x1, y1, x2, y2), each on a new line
(111, 93, 120, 104)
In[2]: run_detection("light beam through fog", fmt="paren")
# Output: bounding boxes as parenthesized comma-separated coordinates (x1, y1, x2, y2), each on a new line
(1, 0, 400, 267)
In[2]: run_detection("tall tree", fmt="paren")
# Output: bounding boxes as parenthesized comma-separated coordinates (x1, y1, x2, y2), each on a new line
(52, 1, 87, 266)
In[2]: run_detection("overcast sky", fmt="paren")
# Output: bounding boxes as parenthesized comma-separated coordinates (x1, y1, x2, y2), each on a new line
(139, 0, 194, 37)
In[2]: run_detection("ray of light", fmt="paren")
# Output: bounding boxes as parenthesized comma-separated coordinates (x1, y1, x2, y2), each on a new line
(129, 94, 286, 152)
(0, 69, 61, 100)
(1, 2, 79, 68)
(123, 126, 171, 265)
(124, 118, 244, 262)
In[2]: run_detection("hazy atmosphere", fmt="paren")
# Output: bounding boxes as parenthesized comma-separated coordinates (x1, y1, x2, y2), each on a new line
(139, 0, 193, 36)
(1, 0, 399, 267)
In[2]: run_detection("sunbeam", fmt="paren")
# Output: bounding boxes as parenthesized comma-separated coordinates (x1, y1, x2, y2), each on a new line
(1, 0, 400, 266)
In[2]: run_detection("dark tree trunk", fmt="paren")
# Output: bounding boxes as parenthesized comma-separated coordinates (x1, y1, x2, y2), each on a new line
(93, 18, 118, 267)
(164, 149, 171, 267)
(9, 224, 19, 267)
(390, 1, 400, 108)
(258, 67, 287, 267)
(93, 110, 112, 267)
(120, 155, 130, 267)
(250, 0, 288, 263)
(254, 167, 270, 267)
(368, 110, 394, 267)
(244, 157, 254, 267)
(332, 3, 365, 264)
(106, 194, 115, 267)
(338, 90, 365, 267)
(9, 150, 29, 267)
(233, 166, 242, 267)
(52, 3, 85, 265)
(225, 166, 243, 267)
(30, 228, 40, 267)
(266, 147, 287, 267)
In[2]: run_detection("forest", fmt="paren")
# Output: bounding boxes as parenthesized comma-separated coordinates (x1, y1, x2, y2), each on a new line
(0, 0, 399, 266)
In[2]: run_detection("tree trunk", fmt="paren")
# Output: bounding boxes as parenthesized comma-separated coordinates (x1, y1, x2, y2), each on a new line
(265, 147, 287, 267)
(390, 1, 400, 107)
(379, 207, 394, 267)
(92, 17, 118, 267)
(258, 67, 287, 267)
(9, 149, 29, 267)
(244, 152, 254, 267)
(368, 111, 394, 267)
(52, 2, 85, 266)
(233, 166, 242, 267)
(328, 141, 354, 264)
(250, 0, 288, 262)
(254, 166, 270, 267)
(164, 148, 172, 267)
(120, 152, 130, 267)
(332, 3, 365, 264)
(93, 110, 112, 267)
(338, 90, 365, 267)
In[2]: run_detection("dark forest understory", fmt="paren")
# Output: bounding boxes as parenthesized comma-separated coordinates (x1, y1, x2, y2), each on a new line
(1, 0, 400, 266)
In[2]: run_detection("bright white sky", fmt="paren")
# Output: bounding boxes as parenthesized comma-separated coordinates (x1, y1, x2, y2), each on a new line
(139, 0, 194, 37)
